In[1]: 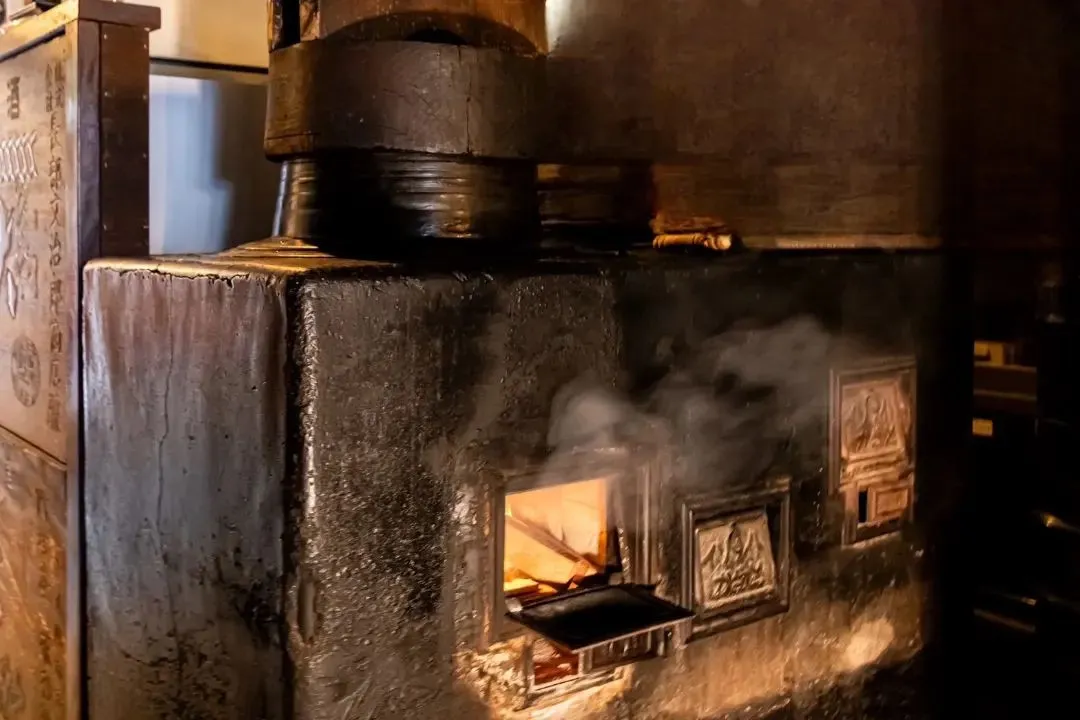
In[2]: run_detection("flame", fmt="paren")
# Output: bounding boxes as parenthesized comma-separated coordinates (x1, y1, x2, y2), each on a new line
(504, 478, 608, 599)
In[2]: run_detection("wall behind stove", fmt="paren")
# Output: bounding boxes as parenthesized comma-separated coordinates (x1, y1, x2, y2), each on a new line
(139, 0, 269, 68)
(148, 67, 279, 254)
(546, 0, 1068, 245)
(142, 0, 281, 255)
(546, 0, 940, 236)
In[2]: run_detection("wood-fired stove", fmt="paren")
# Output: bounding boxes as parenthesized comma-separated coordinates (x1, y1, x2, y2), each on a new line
(78, 1, 968, 719)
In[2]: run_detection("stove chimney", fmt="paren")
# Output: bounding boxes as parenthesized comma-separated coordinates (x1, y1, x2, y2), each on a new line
(264, 0, 545, 256)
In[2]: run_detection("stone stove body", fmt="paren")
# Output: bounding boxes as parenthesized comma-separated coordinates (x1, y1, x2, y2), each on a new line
(83, 247, 964, 719)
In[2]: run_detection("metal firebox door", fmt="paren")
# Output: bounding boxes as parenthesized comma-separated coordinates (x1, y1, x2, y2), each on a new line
(0, 2, 158, 718)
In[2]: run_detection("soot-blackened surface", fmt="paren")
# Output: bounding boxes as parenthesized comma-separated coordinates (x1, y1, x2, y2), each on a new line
(291, 253, 960, 719)
(84, 251, 965, 719)
(290, 269, 623, 718)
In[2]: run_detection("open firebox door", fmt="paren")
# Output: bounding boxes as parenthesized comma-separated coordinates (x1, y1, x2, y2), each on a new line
(502, 474, 694, 655)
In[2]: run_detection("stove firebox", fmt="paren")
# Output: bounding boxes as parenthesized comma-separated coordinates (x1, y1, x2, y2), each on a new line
(502, 476, 614, 603)
(493, 448, 692, 703)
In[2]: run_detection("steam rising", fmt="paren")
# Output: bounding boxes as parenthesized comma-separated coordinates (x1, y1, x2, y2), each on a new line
(544, 316, 837, 492)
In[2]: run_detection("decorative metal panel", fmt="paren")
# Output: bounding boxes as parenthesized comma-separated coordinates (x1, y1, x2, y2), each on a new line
(839, 376, 911, 484)
(681, 479, 791, 641)
(830, 358, 917, 545)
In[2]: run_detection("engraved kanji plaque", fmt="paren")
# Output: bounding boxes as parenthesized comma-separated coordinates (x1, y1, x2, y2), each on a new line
(0, 37, 72, 464)
(0, 34, 72, 720)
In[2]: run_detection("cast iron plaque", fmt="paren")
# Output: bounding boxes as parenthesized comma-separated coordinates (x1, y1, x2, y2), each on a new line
(680, 478, 792, 641)
(830, 358, 917, 544)
(695, 509, 777, 615)
(833, 360, 915, 490)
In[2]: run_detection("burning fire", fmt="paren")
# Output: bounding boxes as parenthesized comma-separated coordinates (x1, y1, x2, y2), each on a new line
(504, 478, 608, 599)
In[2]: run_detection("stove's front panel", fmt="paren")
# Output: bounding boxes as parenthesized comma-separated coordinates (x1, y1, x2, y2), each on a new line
(292, 253, 965, 719)
(290, 270, 624, 717)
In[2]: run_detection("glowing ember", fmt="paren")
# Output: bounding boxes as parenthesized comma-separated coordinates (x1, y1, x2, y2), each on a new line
(504, 478, 608, 599)
(531, 639, 580, 687)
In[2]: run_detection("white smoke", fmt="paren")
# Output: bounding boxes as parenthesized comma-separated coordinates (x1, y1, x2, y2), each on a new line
(543, 316, 839, 492)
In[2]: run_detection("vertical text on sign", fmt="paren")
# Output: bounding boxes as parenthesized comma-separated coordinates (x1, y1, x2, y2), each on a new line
(6, 77, 19, 120)
(44, 60, 65, 433)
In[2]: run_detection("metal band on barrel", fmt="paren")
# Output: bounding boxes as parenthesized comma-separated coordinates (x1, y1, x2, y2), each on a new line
(264, 39, 542, 160)
(272, 153, 538, 249)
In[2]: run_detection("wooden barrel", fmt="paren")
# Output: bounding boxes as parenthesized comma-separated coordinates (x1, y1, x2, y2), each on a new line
(295, 0, 546, 52)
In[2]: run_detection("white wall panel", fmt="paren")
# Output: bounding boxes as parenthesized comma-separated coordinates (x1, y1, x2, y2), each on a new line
(149, 68, 280, 254)
(136, 0, 269, 68)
